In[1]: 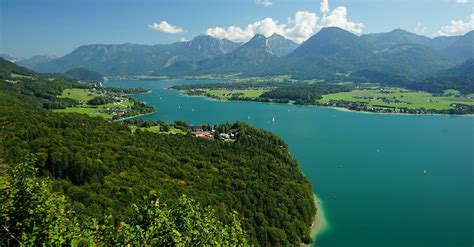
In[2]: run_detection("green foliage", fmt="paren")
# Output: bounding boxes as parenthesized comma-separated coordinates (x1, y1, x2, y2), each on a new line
(65, 67, 104, 82)
(87, 96, 114, 105)
(260, 84, 352, 104)
(0, 60, 317, 245)
(0, 161, 248, 246)
(103, 194, 248, 246)
(0, 160, 81, 246)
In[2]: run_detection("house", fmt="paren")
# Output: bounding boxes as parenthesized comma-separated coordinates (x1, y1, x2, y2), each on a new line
(192, 131, 212, 139)
(219, 133, 230, 139)
(187, 125, 204, 132)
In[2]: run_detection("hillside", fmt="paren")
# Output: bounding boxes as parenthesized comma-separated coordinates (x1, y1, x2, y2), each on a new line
(65, 67, 104, 82)
(0, 60, 317, 246)
(164, 33, 298, 75)
(444, 30, 474, 60)
(266, 27, 454, 79)
(34, 36, 241, 75)
(361, 29, 432, 49)
(28, 27, 466, 82)
(440, 58, 474, 77)
(16, 55, 58, 69)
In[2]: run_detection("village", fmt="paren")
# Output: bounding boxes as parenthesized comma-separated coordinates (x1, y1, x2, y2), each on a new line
(125, 119, 240, 141)
(56, 86, 155, 120)
(187, 125, 238, 140)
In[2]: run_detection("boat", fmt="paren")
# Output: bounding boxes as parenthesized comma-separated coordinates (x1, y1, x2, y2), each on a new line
(423, 170, 427, 174)
(272, 117, 275, 122)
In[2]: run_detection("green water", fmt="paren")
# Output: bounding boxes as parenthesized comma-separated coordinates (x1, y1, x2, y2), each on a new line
(107, 79, 474, 247)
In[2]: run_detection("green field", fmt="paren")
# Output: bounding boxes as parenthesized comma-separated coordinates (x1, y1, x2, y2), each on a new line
(319, 87, 474, 110)
(53, 107, 112, 119)
(56, 88, 134, 119)
(10, 73, 34, 79)
(205, 89, 269, 99)
(59, 88, 103, 102)
(129, 125, 186, 135)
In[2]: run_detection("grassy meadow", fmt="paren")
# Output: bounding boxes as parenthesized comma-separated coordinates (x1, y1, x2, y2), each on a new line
(318, 88, 474, 110)
(205, 89, 269, 99)
(55, 88, 133, 119)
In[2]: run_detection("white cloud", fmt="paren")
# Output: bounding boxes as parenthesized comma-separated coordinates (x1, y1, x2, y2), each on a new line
(318, 6, 364, 34)
(414, 21, 426, 35)
(437, 14, 474, 36)
(205, 0, 362, 43)
(205, 18, 286, 43)
(256, 0, 272, 7)
(320, 0, 330, 15)
(180, 37, 188, 42)
(454, 0, 469, 4)
(286, 11, 319, 43)
(148, 21, 184, 34)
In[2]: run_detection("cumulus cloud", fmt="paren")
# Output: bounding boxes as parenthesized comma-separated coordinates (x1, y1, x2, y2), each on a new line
(318, 6, 363, 34)
(256, 0, 272, 7)
(320, 0, 330, 15)
(414, 21, 426, 35)
(454, 0, 469, 4)
(286, 11, 319, 43)
(148, 21, 184, 34)
(437, 14, 474, 36)
(205, 0, 362, 43)
(205, 18, 285, 43)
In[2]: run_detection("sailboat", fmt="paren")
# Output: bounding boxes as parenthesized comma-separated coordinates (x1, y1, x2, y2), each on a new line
(423, 170, 427, 174)
(272, 117, 275, 122)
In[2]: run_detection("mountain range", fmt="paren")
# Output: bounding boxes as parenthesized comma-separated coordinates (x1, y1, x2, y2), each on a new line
(3, 28, 473, 81)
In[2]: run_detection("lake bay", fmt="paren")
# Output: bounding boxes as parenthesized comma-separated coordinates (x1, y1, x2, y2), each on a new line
(107, 79, 473, 247)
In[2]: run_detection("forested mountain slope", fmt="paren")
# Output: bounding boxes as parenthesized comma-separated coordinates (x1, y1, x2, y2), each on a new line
(0, 59, 317, 246)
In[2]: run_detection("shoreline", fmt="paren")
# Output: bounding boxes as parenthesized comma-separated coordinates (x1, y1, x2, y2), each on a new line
(303, 193, 328, 247)
(115, 111, 156, 122)
(175, 90, 474, 117)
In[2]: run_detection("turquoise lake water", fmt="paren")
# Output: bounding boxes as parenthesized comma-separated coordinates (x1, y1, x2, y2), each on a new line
(107, 79, 474, 247)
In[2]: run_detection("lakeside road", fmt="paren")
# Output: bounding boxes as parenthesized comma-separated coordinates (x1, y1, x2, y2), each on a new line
(303, 193, 329, 247)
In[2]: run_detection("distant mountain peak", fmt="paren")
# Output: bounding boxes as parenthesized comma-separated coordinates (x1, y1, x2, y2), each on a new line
(391, 28, 409, 33)
(250, 33, 267, 40)
(269, 33, 285, 39)
(188, 35, 240, 55)
(319, 26, 350, 33)
(239, 33, 297, 57)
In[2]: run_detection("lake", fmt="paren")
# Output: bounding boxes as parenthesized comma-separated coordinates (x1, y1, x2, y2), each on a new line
(107, 79, 474, 247)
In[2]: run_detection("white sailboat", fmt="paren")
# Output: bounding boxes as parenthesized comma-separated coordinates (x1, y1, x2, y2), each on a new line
(272, 117, 275, 122)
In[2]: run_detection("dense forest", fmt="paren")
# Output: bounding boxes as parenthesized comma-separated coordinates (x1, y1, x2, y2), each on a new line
(1, 161, 247, 246)
(64, 67, 104, 82)
(259, 84, 352, 104)
(0, 59, 317, 245)
(173, 81, 352, 104)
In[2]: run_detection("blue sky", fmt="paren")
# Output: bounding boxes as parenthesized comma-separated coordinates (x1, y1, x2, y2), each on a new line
(0, 0, 472, 57)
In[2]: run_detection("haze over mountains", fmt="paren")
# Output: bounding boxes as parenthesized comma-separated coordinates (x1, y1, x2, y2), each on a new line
(3, 28, 473, 80)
